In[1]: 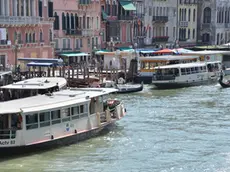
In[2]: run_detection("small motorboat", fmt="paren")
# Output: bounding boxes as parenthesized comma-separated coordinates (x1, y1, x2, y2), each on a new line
(218, 71, 230, 88)
(115, 82, 143, 94)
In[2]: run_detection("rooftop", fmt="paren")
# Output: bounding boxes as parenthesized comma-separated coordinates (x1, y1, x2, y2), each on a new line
(0, 88, 118, 114)
(139, 55, 200, 61)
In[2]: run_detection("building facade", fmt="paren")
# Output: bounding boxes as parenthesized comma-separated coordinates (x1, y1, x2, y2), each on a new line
(198, 0, 230, 45)
(0, 0, 54, 68)
(53, 0, 101, 55)
(144, 0, 177, 48)
(178, 0, 198, 47)
(101, 0, 136, 50)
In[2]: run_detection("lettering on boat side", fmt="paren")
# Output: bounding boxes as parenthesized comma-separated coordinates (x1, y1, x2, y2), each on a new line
(0, 140, 15, 145)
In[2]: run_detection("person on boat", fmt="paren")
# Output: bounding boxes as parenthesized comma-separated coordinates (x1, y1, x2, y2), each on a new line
(55, 83, 60, 91)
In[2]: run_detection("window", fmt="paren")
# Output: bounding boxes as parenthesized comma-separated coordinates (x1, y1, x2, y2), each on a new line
(71, 106, 79, 120)
(48, 0, 53, 17)
(96, 17, 99, 29)
(193, 29, 195, 39)
(87, 38, 90, 47)
(188, 9, 191, 21)
(49, 29, 52, 42)
(32, 32, 35, 42)
(75, 39, 79, 49)
(203, 7, 211, 23)
(63, 38, 66, 49)
(62, 13, 66, 30)
(51, 110, 61, 125)
(39, 112, 50, 127)
(80, 38, 83, 47)
(38, 0, 42, 17)
(61, 108, 70, 122)
(67, 38, 70, 48)
(26, 114, 38, 130)
(54, 12, 60, 30)
(39, 30, 43, 42)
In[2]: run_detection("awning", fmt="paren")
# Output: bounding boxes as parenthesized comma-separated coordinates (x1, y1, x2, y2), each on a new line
(119, 0, 136, 11)
(60, 53, 89, 57)
(27, 62, 53, 67)
(102, 10, 108, 20)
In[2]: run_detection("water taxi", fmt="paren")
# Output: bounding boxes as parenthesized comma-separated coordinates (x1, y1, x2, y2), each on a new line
(0, 77, 67, 101)
(0, 88, 126, 155)
(152, 61, 221, 89)
(135, 55, 200, 84)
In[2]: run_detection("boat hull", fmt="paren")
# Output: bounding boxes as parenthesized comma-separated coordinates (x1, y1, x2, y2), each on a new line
(0, 122, 115, 158)
(116, 84, 143, 94)
(153, 80, 217, 89)
(133, 76, 152, 84)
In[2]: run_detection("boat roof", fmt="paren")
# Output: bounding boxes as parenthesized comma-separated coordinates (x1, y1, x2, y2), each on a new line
(1, 77, 67, 90)
(0, 88, 118, 114)
(182, 50, 230, 55)
(154, 62, 215, 69)
(139, 55, 199, 61)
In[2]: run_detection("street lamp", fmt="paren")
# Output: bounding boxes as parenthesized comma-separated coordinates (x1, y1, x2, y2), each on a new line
(12, 39, 20, 73)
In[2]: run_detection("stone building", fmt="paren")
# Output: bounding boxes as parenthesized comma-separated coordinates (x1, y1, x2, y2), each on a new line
(0, 0, 54, 67)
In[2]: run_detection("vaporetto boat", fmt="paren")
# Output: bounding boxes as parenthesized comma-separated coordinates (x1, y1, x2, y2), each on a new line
(152, 61, 221, 89)
(0, 88, 126, 155)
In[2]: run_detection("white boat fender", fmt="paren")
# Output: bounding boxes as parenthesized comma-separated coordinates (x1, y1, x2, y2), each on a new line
(51, 135, 54, 140)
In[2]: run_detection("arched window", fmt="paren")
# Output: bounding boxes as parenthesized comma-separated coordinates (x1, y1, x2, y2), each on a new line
(188, 29, 190, 39)
(32, 32, 35, 42)
(71, 13, 74, 30)
(193, 9, 196, 22)
(62, 13, 66, 30)
(14, 31, 17, 41)
(188, 9, 191, 21)
(25, 33, 28, 43)
(179, 9, 182, 21)
(203, 7, 211, 23)
(66, 13, 70, 30)
(54, 12, 59, 30)
(39, 30, 43, 42)
(217, 33, 220, 45)
(49, 30, 52, 42)
(184, 9, 187, 21)
(75, 14, 79, 29)
(112, 1, 117, 16)
(29, 33, 32, 43)
(38, 0, 42, 17)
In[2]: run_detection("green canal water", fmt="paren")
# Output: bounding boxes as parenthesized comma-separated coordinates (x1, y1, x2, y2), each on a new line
(1, 84, 230, 172)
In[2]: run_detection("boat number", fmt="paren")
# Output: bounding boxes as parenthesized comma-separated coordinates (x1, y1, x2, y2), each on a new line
(0, 140, 15, 145)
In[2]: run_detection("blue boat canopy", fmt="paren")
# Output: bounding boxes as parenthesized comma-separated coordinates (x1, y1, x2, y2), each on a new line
(27, 62, 54, 67)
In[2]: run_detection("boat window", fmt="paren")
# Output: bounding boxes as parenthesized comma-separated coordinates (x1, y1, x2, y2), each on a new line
(79, 104, 88, 118)
(186, 68, 190, 74)
(51, 110, 61, 125)
(39, 112, 51, 127)
(26, 114, 38, 130)
(181, 68, 186, 75)
(191, 67, 195, 73)
(71, 106, 80, 120)
(80, 105, 84, 113)
(195, 67, 199, 73)
(62, 108, 70, 122)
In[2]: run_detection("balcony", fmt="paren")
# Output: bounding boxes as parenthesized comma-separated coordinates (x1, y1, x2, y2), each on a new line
(179, 21, 188, 27)
(0, 16, 40, 25)
(66, 29, 82, 36)
(152, 36, 169, 43)
(202, 23, 211, 30)
(82, 29, 94, 37)
(152, 16, 168, 23)
(118, 15, 133, 21)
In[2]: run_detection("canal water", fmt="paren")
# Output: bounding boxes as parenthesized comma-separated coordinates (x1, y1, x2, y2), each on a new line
(1, 84, 230, 172)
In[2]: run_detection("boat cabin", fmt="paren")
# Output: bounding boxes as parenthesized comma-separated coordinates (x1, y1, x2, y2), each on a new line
(0, 77, 67, 101)
(0, 88, 125, 148)
(139, 55, 200, 76)
(154, 61, 221, 81)
(0, 71, 13, 86)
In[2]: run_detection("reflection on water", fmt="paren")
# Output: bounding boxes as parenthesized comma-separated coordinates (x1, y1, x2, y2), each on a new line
(1, 84, 230, 172)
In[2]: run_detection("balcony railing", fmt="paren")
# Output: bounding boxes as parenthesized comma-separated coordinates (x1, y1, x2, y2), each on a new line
(152, 16, 168, 23)
(152, 36, 169, 43)
(0, 16, 40, 25)
(82, 29, 94, 37)
(66, 29, 82, 36)
(118, 15, 133, 20)
(179, 21, 188, 27)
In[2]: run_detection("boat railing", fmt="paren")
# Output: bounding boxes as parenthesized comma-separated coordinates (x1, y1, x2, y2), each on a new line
(0, 128, 17, 139)
(153, 74, 176, 81)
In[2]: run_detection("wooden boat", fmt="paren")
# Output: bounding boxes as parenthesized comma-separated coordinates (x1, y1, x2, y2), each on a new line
(152, 61, 222, 89)
(218, 72, 230, 88)
(115, 82, 143, 94)
(0, 77, 67, 101)
(0, 88, 126, 156)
